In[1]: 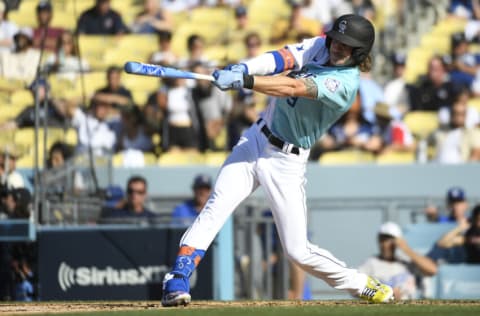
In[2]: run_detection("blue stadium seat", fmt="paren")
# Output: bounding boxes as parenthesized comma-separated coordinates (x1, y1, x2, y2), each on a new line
(436, 264, 480, 299)
(403, 222, 457, 255)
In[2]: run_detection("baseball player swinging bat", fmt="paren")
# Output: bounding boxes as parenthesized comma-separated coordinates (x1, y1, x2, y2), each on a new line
(124, 61, 215, 81)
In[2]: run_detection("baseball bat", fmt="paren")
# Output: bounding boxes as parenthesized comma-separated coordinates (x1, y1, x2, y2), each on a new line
(124, 61, 215, 81)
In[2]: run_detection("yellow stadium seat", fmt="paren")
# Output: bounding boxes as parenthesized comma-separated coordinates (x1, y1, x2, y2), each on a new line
(431, 17, 468, 36)
(116, 34, 157, 54)
(403, 111, 439, 139)
(51, 12, 77, 29)
(74, 72, 107, 97)
(131, 90, 150, 106)
(319, 150, 375, 165)
(376, 151, 416, 165)
(122, 74, 161, 93)
(468, 98, 480, 112)
(10, 89, 34, 107)
(64, 128, 78, 146)
(204, 151, 229, 166)
(404, 48, 435, 84)
(420, 33, 451, 55)
(157, 151, 205, 166)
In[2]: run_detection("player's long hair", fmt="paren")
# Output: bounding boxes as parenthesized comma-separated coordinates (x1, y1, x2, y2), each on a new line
(359, 54, 372, 72)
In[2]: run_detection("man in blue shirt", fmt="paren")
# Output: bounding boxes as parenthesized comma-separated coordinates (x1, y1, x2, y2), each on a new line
(101, 175, 156, 221)
(171, 174, 212, 226)
(76, 0, 128, 35)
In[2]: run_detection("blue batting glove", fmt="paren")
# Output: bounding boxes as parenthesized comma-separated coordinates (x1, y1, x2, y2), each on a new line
(224, 63, 248, 74)
(212, 70, 244, 91)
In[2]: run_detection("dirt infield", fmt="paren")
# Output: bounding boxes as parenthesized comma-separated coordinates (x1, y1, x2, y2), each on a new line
(1, 300, 480, 315)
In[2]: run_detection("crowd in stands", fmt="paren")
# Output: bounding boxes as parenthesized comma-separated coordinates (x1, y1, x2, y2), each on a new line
(0, 0, 477, 167)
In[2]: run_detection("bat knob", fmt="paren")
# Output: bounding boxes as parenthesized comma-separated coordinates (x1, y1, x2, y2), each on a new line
(124, 61, 141, 74)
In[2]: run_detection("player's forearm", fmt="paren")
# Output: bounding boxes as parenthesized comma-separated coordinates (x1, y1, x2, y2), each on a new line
(251, 75, 305, 97)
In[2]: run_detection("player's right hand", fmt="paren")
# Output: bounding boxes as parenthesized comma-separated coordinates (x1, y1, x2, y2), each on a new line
(224, 63, 248, 74)
(212, 70, 244, 91)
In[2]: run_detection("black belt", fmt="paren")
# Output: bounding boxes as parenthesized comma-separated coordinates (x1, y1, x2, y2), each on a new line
(256, 119, 300, 155)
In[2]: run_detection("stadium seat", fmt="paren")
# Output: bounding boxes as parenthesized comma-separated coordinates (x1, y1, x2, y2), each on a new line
(402, 222, 456, 255)
(420, 33, 450, 55)
(376, 151, 416, 165)
(403, 111, 439, 139)
(468, 98, 480, 112)
(404, 47, 435, 84)
(122, 74, 161, 94)
(204, 151, 229, 166)
(157, 151, 205, 166)
(435, 264, 480, 299)
(319, 150, 375, 165)
(10, 89, 34, 108)
(63, 128, 77, 146)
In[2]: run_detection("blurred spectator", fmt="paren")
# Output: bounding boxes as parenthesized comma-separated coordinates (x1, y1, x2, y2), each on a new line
(0, 0, 18, 52)
(449, 32, 480, 94)
(428, 188, 472, 264)
(438, 87, 480, 129)
(358, 222, 437, 300)
(408, 55, 458, 112)
(429, 95, 480, 163)
(363, 102, 415, 155)
(171, 173, 212, 225)
(424, 186, 471, 223)
(227, 89, 259, 150)
(217, 5, 255, 46)
(257, 210, 311, 300)
(178, 34, 214, 69)
(44, 30, 90, 82)
(311, 92, 373, 160)
(351, 0, 376, 21)
(160, 0, 199, 12)
(227, 32, 263, 149)
(148, 30, 177, 65)
(44, 141, 85, 196)
(101, 175, 156, 220)
(65, 98, 117, 155)
(448, 0, 480, 19)
(32, 0, 63, 52)
(0, 79, 68, 131)
(383, 52, 409, 118)
(191, 62, 232, 151)
(0, 27, 41, 83)
(131, 0, 173, 34)
(157, 77, 199, 152)
(76, 0, 128, 35)
(3, 188, 36, 301)
(465, 205, 480, 263)
(300, 0, 352, 30)
(114, 105, 153, 153)
(0, 145, 25, 190)
(359, 72, 385, 124)
(94, 66, 133, 108)
(269, 1, 320, 46)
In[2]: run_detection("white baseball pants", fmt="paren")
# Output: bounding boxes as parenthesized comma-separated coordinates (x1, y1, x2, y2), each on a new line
(180, 123, 367, 295)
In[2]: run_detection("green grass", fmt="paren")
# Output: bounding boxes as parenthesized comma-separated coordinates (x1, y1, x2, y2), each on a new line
(62, 306, 480, 316)
(4, 301, 480, 316)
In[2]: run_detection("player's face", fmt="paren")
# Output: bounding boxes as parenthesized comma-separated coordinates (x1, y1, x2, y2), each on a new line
(329, 39, 353, 66)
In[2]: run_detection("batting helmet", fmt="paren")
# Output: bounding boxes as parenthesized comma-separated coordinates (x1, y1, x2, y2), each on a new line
(325, 14, 375, 65)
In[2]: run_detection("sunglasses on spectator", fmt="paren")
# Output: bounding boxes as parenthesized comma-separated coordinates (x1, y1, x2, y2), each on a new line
(247, 42, 261, 48)
(127, 188, 146, 195)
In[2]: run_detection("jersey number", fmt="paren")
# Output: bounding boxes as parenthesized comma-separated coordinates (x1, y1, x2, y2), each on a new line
(286, 96, 298, 107)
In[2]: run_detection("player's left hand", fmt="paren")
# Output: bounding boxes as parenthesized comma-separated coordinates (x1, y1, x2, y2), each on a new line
(212, 70, 244, 91)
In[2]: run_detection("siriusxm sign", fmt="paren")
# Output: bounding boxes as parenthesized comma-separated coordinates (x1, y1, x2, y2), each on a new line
(57, 262, 169, 291)
(39, 228, 212, 300)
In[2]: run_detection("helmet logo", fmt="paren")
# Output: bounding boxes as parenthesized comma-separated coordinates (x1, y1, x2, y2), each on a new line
(338, 20, 347, 34)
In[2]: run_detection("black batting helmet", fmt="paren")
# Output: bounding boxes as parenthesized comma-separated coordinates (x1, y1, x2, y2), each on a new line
(325, 14, 375, 65)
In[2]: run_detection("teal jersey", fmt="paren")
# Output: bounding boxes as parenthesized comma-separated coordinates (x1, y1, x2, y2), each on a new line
(266, 64, 360, 149)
